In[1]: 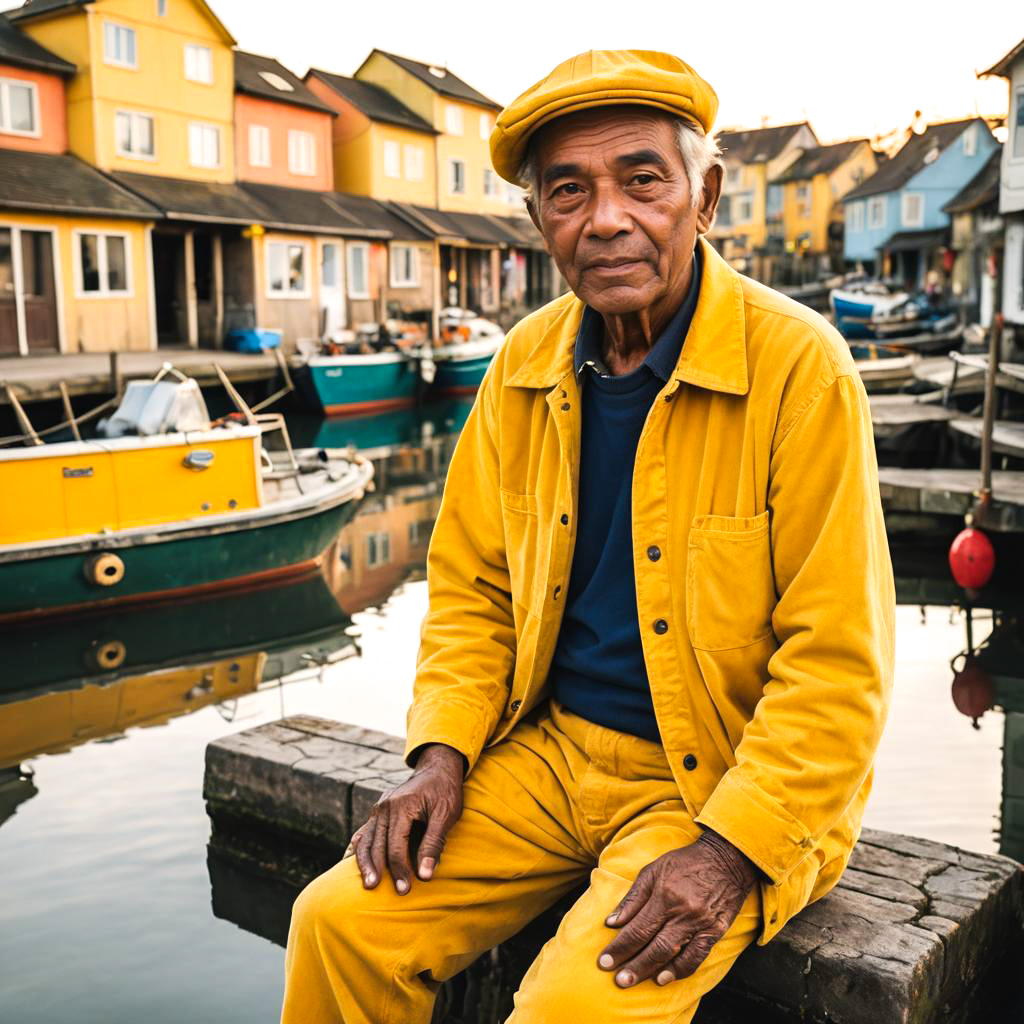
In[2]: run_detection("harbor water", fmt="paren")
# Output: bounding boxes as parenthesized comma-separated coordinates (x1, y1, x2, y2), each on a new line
(0, 401, 1016, 1024)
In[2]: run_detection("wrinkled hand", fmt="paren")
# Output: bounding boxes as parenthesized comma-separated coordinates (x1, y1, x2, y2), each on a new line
(350, 742, 465, 894)
(598, 830, 758, 988)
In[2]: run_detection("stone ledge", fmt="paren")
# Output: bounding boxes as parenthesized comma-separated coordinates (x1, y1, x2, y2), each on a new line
(204, 716, 1024, 1024)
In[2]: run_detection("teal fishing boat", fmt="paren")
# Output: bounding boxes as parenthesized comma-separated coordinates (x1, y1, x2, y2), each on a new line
(430, 309, 504, 396)
(302, 349, 430, 416)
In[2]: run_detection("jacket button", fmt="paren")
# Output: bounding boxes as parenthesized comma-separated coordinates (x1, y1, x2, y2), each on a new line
(560, 514, 569, 525)
(509, 699, 522, 713)
(647, 545, 661, 562)
(553, 585, 561, 599)
(653, 618, 668, 635)
(561, 402, 570, 411)
(683, 754, 698, 771)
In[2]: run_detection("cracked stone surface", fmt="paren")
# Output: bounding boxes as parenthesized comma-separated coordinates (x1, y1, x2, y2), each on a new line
(205, 716, 1024, 1024)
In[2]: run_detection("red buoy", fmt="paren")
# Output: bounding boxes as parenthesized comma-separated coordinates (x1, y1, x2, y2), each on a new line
(951, 658, 994, 729)
(949, 528, 995, 590)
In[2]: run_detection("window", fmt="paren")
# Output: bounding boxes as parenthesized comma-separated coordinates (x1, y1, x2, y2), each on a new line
(390, 244, 418, 287)
(104, 22, 137, 68)
(962, 123, 977, 156)
(266, 240, 309, 297)
(188, 122, 220, 167)
(445, 104, 463, 135)
(1015, 89, 1024, 161)
(76, 231, 130, 296)
(733, 190, 754, 223)
(403, 144, 424, 181)
(901, 192, 923, 228)
(157, 0, 167, 15)
(258, 70, 294, 92)
(796, 183, 811, 219)
(449, 158, 466, 195)
(482, 168, 500, 198)
(366, 531, 391, 568)
(765, 184, 782, 216)
(347, 242, 369, 298)
(725, 165, 743, 189)
(0, 78, 38, 136)
(288, 130, 315, 176)
(115, 111, 154, 159)
(479, 113, 491, 140)
(184, 43, 213, 85)
(321, 242, 339, 288)
(249, 124, 270, 167)
(848, 201, 865, 233)
(383, 139, 400, 179)
(868, 196, 886, 229)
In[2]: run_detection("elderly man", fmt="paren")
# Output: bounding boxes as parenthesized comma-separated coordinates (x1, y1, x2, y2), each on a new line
(282, 50, 894, 1023)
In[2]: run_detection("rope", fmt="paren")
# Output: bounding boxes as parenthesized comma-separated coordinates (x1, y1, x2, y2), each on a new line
(0, 394, 119, 448)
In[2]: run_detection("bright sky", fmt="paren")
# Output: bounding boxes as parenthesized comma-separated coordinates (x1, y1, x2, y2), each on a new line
(214, 0, 1022, 145)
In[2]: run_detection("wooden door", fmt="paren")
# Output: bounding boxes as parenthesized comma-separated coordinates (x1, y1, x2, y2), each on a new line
(21, 231, 59, 353)
(0, 228, 17, 355)
(320, 241, 346, 339)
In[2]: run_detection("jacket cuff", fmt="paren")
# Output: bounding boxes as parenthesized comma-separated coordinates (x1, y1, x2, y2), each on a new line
(694, 767, 814, 885)
(404, 700, 493, 774)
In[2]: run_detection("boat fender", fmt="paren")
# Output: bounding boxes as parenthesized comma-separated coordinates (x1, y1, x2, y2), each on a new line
(420, 354, 437, 384)
(88, 639, 127, 671)
(84, 552, 125, 587)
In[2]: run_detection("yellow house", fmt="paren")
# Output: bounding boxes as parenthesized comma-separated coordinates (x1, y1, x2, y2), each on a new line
(10, 0, 237, 183)
(767, 139, 878, 262)
(353, 49, 518, 218)
(710, 122, 817, 272)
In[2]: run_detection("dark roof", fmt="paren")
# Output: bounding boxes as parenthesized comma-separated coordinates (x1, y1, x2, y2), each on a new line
(717, 122, 814, 164)
(330, 191, 433, 240)
(5, 0, 89, 20)
(0, 150, 158, 217)
(388, 202, 543, 249)
(943, 147, 1002, 214)
(770, 139, 869, 184)
(234, 51, 335, 116)
(980, 36, 1024, 78)
(109, 171, 267, 224)
(880, 227, 949, 253)
(361, 49, 501, 112)
(843, 120, 980, 201)
(306, 69, 435, 133)
(0, 12, 75, 74)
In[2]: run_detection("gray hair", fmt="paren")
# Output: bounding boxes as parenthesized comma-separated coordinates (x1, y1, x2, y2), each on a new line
(517, 119, 722, 214)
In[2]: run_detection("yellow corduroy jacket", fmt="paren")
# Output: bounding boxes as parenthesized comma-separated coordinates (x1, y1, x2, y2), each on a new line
(406, 237, 895, 944)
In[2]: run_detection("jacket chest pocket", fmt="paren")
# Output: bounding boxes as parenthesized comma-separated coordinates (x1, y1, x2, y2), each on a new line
(500, 489, 542, 614)
(686, 511, 776, 652)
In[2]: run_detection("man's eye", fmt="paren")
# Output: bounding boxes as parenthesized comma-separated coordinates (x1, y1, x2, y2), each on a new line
(554, 183, 582, 196)
(631, 173, 656, 185)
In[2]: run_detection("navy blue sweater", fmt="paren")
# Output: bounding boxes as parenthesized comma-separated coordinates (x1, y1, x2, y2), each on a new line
(550, 249, 701, 741)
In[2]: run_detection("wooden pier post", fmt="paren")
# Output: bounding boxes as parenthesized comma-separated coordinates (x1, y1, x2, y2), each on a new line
(979, 312, 1003, 510)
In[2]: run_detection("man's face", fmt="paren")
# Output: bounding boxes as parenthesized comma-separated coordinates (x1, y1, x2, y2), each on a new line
(530, 107, 719, 317)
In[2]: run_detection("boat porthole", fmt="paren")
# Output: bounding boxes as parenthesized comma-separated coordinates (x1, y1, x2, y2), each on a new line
(84, 552, 125, 587)
(88, 639, 127, 671)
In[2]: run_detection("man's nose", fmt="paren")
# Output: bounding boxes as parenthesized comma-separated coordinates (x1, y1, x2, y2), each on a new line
(585, 184, 632, 239)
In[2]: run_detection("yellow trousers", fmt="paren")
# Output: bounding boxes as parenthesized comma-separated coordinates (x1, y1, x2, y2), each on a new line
(282, 703, 761, 1023)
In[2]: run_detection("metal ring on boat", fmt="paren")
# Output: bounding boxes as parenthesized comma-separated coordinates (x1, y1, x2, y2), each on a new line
(89, 639, 127, 671)
(84, 552, 125, 587)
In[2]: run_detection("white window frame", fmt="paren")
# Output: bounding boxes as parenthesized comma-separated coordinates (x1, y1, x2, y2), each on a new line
(184, 43, 213, 85)
(265, 239, 311, 299)
(188, 121, 221, 168)
(346, 242, 370, 299)
(868, 196, 887, 230)
(448, 157, 466, 195)
(248, 123, 270, 168)
(103, 21, 137, 70)
(795, 183, 811, 217)
(366, 531, 391, 568)
(389, 243, 419, 288)
(403, 143, 424, 181)
(1014, 88, 1024, 162)
(383, 139, 401, 179)
(848, 201, 865, 233)
(482, 168, 498, 198)
(901, 192, 924, 229)
(73, 229, 132, 299)
(445, 104, 463, 135)
(115, 110, 156, 160)
(0, 77, 40, 138)
(479, 113, 491, 141)
(287, 129, 315, 176)
(733, 190, 754, 224)
(962, 123, 977, 157)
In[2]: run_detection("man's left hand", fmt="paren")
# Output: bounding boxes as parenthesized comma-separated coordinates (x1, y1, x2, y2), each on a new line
(598, 831, 759, 988)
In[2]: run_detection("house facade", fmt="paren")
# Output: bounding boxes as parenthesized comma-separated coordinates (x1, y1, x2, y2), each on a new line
(841, 118, 998, 288)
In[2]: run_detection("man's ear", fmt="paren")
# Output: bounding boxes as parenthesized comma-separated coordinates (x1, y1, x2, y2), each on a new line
(526, 197, 542, 234)
(696, 164, 723, 235)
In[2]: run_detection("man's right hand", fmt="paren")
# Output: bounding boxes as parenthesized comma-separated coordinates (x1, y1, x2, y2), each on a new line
(350, 742, 465, 894)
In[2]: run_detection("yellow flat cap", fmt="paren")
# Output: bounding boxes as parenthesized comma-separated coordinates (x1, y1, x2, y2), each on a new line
(490, 49, 719, 184)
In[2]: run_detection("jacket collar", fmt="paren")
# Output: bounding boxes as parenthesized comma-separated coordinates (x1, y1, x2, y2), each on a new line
(505, 236, 748, 395)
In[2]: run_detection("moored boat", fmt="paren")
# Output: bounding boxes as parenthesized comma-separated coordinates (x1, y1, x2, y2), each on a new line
(0, 369, 373, 622)
(830, 283, 909, 339)
(429, 308, 504, 396)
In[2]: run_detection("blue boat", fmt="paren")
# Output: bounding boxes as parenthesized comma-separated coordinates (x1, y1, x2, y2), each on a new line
(429, 310, 504, 397)
(301, 349, 428, 417)
(830, 285, 909, 340)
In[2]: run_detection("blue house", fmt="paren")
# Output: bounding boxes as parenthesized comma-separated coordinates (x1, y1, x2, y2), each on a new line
(841, 118, 998, 287)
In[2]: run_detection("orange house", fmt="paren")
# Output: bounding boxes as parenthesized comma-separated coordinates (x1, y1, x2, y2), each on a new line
(234, 50, 336, 193)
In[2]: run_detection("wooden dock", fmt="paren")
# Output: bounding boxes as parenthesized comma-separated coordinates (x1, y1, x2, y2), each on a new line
(204, 716, 1024, 1024)
(0, 349, 285, 406)
(879, 467, 1024, 532)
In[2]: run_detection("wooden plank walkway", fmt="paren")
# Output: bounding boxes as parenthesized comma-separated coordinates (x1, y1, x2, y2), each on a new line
(0, 349, 285, 405)
(878, 467, 1024, 531)
(204, 716, 1024, 1024)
